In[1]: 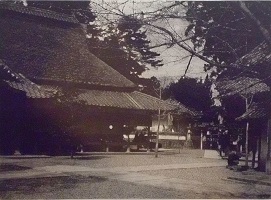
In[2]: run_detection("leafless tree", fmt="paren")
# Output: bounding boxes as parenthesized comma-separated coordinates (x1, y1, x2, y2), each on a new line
(91, 1, 271, 75)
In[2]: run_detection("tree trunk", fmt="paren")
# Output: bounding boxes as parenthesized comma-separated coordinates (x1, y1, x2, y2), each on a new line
(239, 1, 271, 46)
(155, 87, 161, 158)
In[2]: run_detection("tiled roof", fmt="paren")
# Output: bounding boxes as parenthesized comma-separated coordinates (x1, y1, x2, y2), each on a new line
(165, 99, 201, 117)
(0, 60, 56, 98)
(77, 90, 177, 111)
(0, 59, 175, 108)
(236, 102, 269, 121)
(176, 105, 201, 117)
(216, 77, 270, 98)
(237, 42, 271, 66)
(6, 80, 56, 98)
(0, 2, 79, 24)
(0, 4, 136, 89)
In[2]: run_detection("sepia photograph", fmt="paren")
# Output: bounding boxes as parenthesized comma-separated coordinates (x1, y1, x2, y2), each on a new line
(0, 0, 271, 199)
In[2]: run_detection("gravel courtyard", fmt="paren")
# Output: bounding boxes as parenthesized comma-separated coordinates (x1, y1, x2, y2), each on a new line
(1, 150, 271, 199)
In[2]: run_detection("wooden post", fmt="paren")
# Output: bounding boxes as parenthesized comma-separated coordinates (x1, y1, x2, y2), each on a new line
(126, 134, 131, 153)
(200, 130, 203, 150)
(258, 132, 262, 169)
(178, 133, 181, 154)
(147, 127, 150, 153)
(178, 118, 181, 153)
(155, 110, 161, 158)
(155, 87, 161, 158)
(245, 98, 249, 167)
(245, 121, 249, 166)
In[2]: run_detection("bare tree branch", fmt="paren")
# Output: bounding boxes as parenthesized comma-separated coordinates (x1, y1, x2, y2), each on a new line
(212, 35, 239, 60)
(149, 36, 193, 49)
(184, 54, 194, 76)
(239, 1, 271, 46)
(146, 23, 225, 68)
(91, 1, 271, 73)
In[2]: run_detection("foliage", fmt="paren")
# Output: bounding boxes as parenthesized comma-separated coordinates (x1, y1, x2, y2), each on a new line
(184, 1, 271, 126)
(88, 16, 163, 75)
(163, 76, 212, 112)
(137, 76, 161, 97)
(87, 15, 163, 94)
(117, 16, 163, 69)
(87, 22, 145, 83)
(185, 1, 271, 73)
(89, 1, 271, 79)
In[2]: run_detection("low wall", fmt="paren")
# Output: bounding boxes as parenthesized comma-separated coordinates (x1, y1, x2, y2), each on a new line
(159, 139, 185, 149)
(158, 134, 201, 149)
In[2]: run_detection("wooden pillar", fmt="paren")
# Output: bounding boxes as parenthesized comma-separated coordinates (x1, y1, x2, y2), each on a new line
(178, 119, 181, 153)
(252, 149, 256, 168)
(245, 121, 249, 166)
(155, 111, 161, 158)
(266, 118, 271, 174)
(244, 98, 249, 167)
(258, 120, 268, 172)
(258, 132, 262, 169)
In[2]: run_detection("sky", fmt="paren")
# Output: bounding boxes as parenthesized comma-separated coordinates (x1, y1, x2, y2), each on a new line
(92, 0, 207, 81)
(142, 45, 207, 80)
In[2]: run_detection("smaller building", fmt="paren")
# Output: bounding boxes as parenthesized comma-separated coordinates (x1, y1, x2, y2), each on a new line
(236, 102, 271, 173)
(150, 101, 201, 149)
(215, 40, 271, 173)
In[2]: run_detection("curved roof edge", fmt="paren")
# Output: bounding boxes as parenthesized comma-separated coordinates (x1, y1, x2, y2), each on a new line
(0, 2, 79, 24)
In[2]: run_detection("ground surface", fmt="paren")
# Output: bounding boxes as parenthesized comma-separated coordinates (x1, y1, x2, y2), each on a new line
(0, 150, 271, 199)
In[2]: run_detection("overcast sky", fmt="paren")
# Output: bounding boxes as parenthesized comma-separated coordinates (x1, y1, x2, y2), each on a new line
(92, 0, 207, 80)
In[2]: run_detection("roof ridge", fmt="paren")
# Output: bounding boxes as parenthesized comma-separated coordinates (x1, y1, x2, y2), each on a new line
(133, 91, 177, 107)
(75, 89, 176, 111)
(0, 2, 79, 24)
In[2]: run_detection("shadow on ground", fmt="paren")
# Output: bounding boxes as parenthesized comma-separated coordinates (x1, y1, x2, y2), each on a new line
(0, 175, 107, 192)
(257, 194, 271, 199)
(73, 156, 108, 160)
(0, 164, 31, 172)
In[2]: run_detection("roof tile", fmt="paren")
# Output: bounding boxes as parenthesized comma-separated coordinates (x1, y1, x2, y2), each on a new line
(0, 4, 136, 89)
(216, 77, 270, 97)
(0, 3, 79, 23)
(76, 90, 177, 111)
(237, 42, 271, 66)
(0, 65, 56, 99)
(236, 102, 269, 121)
(6, 80, 56, 98)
